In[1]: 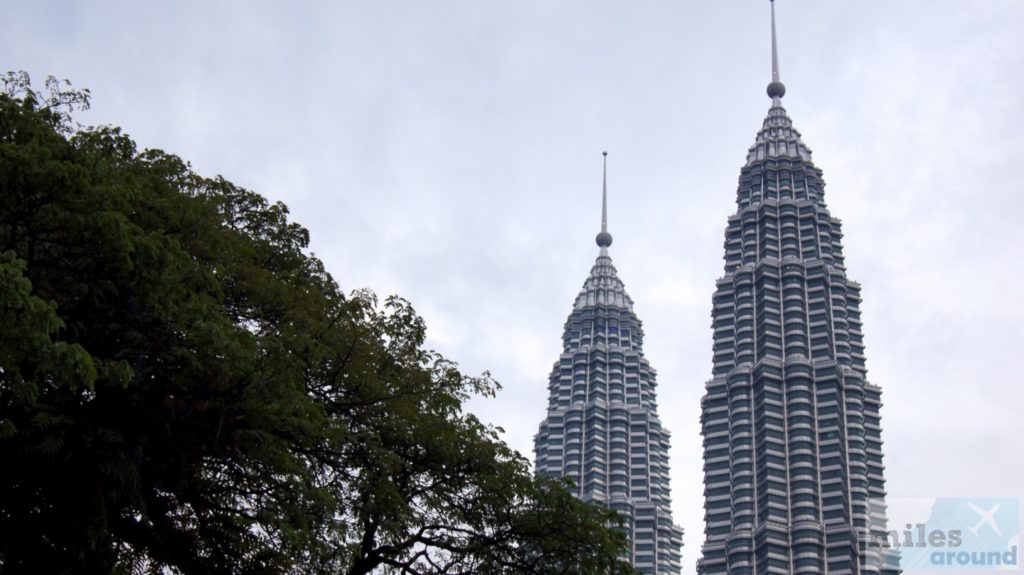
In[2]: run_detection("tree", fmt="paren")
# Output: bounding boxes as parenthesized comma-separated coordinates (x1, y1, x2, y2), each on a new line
(0, 72, 635, 575)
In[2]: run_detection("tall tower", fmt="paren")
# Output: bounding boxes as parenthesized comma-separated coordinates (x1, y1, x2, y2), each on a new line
(534, 154, 684, 574)
(697, 3, 899, 574)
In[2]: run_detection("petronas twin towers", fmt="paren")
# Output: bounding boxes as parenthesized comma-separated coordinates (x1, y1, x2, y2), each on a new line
(532, 2, 898, 574)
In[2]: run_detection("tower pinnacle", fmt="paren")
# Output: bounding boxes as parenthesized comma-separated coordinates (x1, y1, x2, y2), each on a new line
(767, 0, 787, 100)
(596, 151, 613, 249)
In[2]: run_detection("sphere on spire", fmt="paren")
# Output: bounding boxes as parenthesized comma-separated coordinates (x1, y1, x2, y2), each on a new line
(596, 230, 613, 248)
(767, 80, 786, 99)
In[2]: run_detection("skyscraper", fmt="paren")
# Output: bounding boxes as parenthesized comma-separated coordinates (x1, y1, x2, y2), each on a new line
(533, 154, 684, 574)
(697, 3, 899, 574)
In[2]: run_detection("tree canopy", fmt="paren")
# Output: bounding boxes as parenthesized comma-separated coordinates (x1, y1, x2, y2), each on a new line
(0, 71, 635, 575)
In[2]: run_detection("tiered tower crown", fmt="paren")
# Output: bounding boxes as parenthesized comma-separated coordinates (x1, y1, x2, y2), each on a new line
(745, 104, 813, 166)
(573, 254, 634, 312)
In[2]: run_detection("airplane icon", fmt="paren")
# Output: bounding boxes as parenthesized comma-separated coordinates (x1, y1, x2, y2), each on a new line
(968, 502, 1002, 538)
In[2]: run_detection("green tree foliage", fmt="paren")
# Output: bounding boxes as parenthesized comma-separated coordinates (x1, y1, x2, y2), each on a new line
(0, 72, 635, 575)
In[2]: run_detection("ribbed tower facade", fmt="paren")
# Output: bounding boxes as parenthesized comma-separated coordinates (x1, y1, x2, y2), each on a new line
(697, 4, 899, 575)
(534, 155, 683, 574)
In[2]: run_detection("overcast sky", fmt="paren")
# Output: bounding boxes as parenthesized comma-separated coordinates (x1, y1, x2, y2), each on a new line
(4, 1, 1024, 573)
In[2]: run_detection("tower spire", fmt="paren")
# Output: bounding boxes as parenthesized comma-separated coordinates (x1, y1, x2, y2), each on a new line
(596, 151, 613, 250)
(767, 0, 786, 100)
